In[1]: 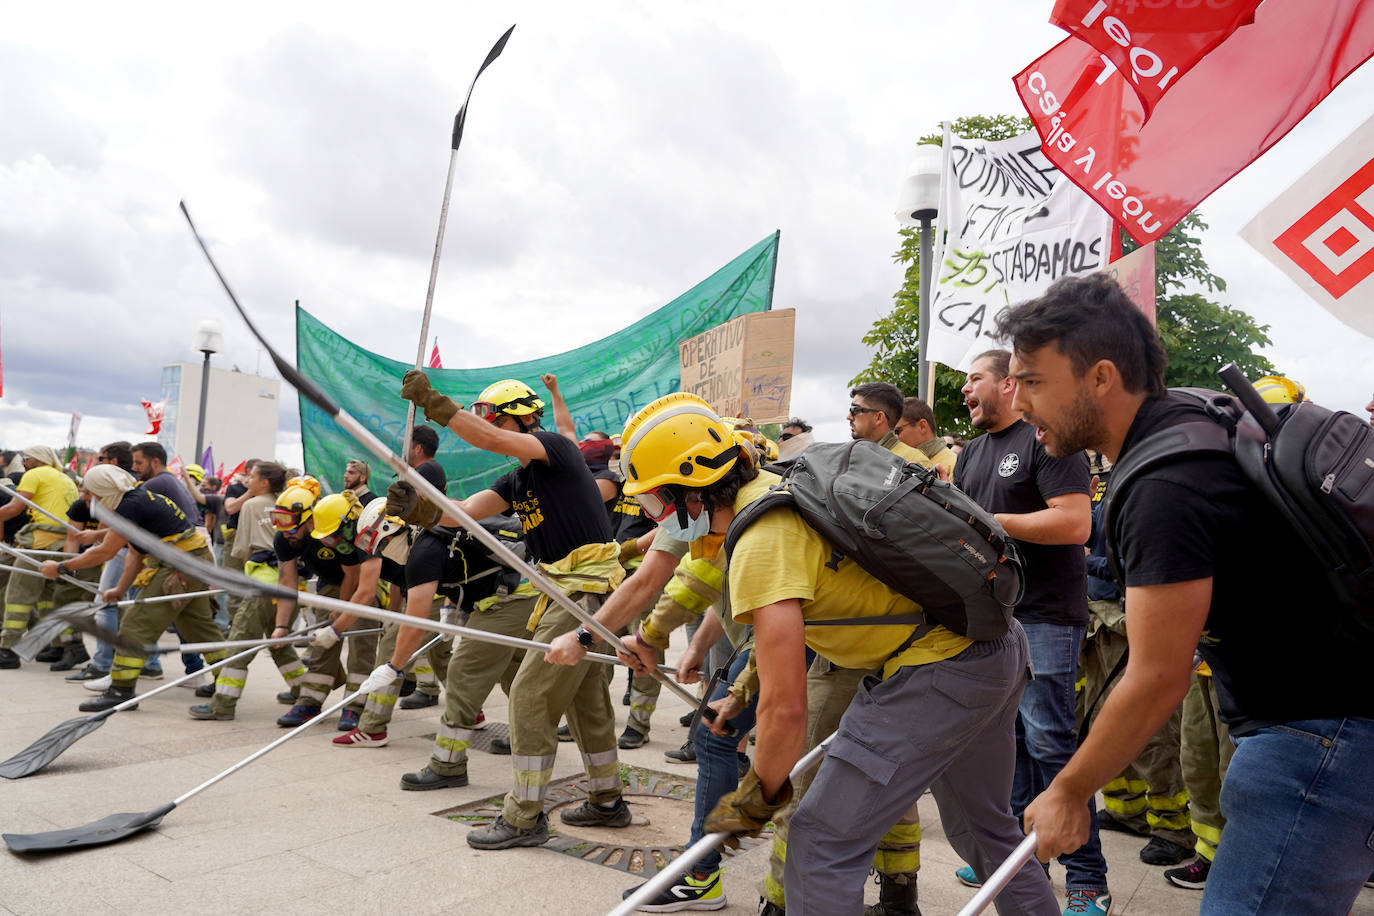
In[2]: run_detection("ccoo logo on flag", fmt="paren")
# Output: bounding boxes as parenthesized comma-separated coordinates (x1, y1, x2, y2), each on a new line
(1272, 157, 1374, 299)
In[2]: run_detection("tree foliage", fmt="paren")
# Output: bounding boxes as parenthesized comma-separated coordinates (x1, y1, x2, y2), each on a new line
(854, 115, 1275, 439)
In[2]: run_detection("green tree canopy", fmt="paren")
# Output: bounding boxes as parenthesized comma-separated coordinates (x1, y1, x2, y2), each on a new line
(854, 115, 1276, 440)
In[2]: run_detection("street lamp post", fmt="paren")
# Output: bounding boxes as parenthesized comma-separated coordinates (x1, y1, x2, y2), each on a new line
(895, 144, 943, 403)
(191, 319, 224, 462)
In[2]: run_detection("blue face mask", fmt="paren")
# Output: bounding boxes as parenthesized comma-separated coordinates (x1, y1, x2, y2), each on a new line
(660, 502, 712, 543)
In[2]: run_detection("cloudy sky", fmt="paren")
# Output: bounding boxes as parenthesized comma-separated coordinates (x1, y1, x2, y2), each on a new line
(3, 1, 1371, 469)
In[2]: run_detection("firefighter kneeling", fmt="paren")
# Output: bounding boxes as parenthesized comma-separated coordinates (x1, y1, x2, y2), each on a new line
(618, 394, 1060, 916)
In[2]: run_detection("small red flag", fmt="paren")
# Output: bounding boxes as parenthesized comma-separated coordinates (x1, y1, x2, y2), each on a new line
(1048, 0, 1262, 119)
(427, 338, 443, 370)
(1015, 0, 1374, 244)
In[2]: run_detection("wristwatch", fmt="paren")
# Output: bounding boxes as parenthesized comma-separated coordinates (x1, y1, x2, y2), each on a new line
(574, 626, 595, 649)
(56, 563, 73, 578)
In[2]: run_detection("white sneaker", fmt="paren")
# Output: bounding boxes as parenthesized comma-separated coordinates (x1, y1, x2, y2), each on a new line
(176, 672, 210, 690)
(83, 674, 112, 692)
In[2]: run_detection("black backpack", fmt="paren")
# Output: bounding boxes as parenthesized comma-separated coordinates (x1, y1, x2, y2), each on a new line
(1102, 365, 1374, 626)
(723, 438, 1024, 641)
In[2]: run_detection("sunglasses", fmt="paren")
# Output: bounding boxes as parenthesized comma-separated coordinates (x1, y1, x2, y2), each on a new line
(847, 404, 880, 417)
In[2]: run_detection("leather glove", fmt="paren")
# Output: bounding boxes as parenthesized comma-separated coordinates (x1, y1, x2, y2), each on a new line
(704, 768, 793, 849)
(617, 537, 643, 564)
(400, 369, 458, 427)
(309, 624, 341, 650)
(386, 480, 442, 529)
(358, 662, 403, 696)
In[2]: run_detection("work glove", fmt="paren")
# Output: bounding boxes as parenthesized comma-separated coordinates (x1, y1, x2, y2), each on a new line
(704, 768, 793, 849)
(386, 480, 442, 530)
(358, 662, 404, 696)
(309, 624, 341, 650)
(617, 537, 643, 564)
(400, 369, 459, 427)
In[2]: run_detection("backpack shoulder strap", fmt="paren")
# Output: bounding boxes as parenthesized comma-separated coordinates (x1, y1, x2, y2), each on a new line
(1101, 417, 1233, 585)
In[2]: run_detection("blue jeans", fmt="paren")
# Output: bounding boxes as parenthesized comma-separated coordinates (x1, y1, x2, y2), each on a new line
(92, 551, 127, 672)
(1012, 621, 1108, 892)
(689, 647, 758, 874)
(1204, 716, 1374, 915)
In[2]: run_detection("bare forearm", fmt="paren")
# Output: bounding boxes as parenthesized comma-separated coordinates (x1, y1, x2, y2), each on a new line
(753, 700, 805, 798)
(996, 506, 1089, 545)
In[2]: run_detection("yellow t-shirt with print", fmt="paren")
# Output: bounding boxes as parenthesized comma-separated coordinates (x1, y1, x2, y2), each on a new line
(16, 465, 78, 549)
(728, 471, 973, 678)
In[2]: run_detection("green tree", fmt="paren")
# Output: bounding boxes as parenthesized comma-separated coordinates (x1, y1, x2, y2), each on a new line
(854, 116, 1275, 440)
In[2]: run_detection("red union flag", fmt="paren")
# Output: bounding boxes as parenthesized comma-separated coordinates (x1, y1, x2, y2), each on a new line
(1050, 0, 1262, 119)
(1242, 113, 1374, 337)
(1014, 0, 1374, 245)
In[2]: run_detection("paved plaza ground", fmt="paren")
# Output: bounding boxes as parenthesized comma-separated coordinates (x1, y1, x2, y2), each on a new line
(2, 634, 1371, 915)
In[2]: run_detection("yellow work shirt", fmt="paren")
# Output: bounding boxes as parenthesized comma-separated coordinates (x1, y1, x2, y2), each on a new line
(16, 465, 77, 550)
(727, 472, 973, 678)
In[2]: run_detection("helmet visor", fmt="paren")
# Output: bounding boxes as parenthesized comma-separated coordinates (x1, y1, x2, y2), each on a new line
(270, 507, 302, 531)
(634, 485, 680, 524)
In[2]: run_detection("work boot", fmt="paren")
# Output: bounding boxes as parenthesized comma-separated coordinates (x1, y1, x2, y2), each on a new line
(276, 689, 297, 705)
(65, 664, 108, 682)
(50, 644, 90, 672)
(1096, 811, 1148, 836)
(489, 736, 511, 755)
(79, 684, 137, 712)
(557, 723, 573, 742)
(399, 677, 417, 697)
(618, 724, 648, 749)
(34, 645, 64, 664)
(399, 691, 438, 710)
(560, 797, 632, 828)
(863, 871, 921, 916)
(1140, 836, 1190, 866)
(277, 704, 321, 727)
(399, 765, 467, 790)
(466, 813, 550, 850)
(0, 648, 21, 669)
(188, 703, 234, 721)
(194, 682, 216, 698)
(759, 899, 785, 915)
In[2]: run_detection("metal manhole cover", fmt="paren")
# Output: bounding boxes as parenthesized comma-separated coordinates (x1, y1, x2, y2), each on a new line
(435, 764, 766, 875)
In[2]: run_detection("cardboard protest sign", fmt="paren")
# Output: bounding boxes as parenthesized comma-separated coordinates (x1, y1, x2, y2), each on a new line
(679, 309, 794, 424)
(1105, 241, 1156, 325)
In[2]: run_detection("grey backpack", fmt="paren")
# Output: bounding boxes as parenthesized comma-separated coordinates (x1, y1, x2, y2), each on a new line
(723, 439, 1023, 640)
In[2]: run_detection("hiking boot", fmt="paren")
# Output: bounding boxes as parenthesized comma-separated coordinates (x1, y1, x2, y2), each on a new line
(65, 664, 108, 682)
(737, 752, 751, 779)
(1140, 836, 1190, 866)
(79, 685, 137, 712)
(276, 690, 297, 705)
(188, 703, 234, 721)
(1163, 856, 1210, 889)
(194, 682, 216, 698)
(618, 724, 648, 749)
(679, 710, 695, 727)
(1096, 812, 1148, 836)
(400, 765, 467, 790)
(623, 867, 726, 911)
(49, 644, 90, 672)
(141, 666, 164, 680)
(0, 648, 21, 669)
(82, 674, 113, 692)
(466, 813, 549, 850)
(864, 870, 920, 916)
(276, 704, 321, 727)
(560, 797, 632, 828)
(400, 691, 438, 710)
(337, 708, 360, 731)
(557, 724, 573, 742)
(34, 645, 64, 663)
(489, 736, 512, 755)
(334, 728, 389, 748)
(1062, 890, 1111, 914)
(665, 741, 696, 763)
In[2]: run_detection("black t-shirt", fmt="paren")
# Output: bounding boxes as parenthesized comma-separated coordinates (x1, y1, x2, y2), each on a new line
(608, 489, 656, 542)
(415, 460, 447, 494)
(142, 471, 202, 526)
(66, 498, 100, 531)
(274, 530, 363, 587)
(0, 472, 24, 542)
(954, 419, 1090, 627)
(405, 518, 523, 606)
(222, 481, 248, 530)
(491, 430, 613, 564)
(115, 488, 194, 540)
(1111, 393, 1371, 733)
(201, 492, 226, 544)
(352, 487, 376, 508)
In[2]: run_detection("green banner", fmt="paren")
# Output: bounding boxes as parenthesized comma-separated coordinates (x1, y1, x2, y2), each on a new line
(296, 231, 780, 496)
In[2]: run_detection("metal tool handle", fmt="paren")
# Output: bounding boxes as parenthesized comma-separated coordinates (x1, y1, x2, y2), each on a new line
(956, 832, 1039, 916)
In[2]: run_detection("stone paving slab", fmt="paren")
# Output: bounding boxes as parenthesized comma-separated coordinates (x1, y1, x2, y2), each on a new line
(2, 639, 1372, 915)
